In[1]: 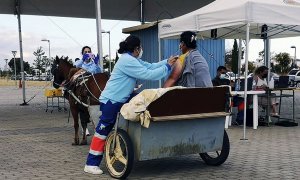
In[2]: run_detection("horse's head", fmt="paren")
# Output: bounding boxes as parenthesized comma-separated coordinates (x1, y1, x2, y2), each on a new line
(51, 56, 73, 89)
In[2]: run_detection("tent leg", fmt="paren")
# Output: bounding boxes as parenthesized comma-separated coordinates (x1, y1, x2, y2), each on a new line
(95, 0, 104, 70)
(241, 23, 250, 141)
(15, 0, 28, 106)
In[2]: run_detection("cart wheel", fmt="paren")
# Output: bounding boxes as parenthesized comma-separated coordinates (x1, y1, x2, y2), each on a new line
(199, 130, 230, 166)
(105, 129, 134, 179)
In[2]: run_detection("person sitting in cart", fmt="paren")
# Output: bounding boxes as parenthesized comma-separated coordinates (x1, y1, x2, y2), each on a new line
(163, 31, 213, 88)
(83, 35, 178, 175)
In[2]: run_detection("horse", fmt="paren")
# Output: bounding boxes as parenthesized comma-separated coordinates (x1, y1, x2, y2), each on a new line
(51, 56, 109, 145)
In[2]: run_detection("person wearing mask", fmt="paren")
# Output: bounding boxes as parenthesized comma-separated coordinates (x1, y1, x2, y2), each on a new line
(84, 35, 178, 175)
(74, 46, 102, 74)
(163, 31, 213, 88)
(212, 66, 231, 86)
(253, 66, 278, 117)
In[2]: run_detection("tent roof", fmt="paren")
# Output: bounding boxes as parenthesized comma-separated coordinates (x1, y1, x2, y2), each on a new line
(159, 0, 300, 39)
(0, 0, 214, 21)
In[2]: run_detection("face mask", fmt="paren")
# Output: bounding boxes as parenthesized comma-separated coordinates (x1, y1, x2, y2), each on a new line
(220, 74, 226, 79)
(262, 74, 268, 78)
(138, 48, 143, 59)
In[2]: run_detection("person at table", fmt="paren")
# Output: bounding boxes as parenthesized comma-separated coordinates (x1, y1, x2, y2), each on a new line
(253, 65, 278, 117)
(212, 66, 232, 86)
(163, 31, 213, 88)
(83, 35, 178, 175)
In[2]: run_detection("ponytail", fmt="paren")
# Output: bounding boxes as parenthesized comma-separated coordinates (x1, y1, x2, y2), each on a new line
(118, 41, 128, 54)
(117, 35, 141, 54)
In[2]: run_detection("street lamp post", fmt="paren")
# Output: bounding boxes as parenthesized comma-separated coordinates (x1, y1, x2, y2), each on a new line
(291, 46, 296, 67)
(4, 58, 8, 71)
(101, 31, 111, 73)
(41, 39, 50, 78)
(11, 51, 17, 87)
(4, 59, 8, 77)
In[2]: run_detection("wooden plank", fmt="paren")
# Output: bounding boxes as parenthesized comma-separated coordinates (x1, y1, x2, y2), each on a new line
(151, 112, 229, 122)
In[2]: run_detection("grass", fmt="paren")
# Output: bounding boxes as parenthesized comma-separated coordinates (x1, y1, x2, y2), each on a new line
(0, 77, 52, 87)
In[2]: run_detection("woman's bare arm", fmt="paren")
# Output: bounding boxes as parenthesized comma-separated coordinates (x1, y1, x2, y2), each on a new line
(163, 60, 183, 88)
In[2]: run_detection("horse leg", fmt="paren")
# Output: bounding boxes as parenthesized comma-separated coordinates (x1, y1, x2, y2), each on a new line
(79, 109, 90, 145)
(70, 103, 80, 145)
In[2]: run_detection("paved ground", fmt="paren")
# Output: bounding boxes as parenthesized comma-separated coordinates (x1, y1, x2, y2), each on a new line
(0, 86, 300, 180)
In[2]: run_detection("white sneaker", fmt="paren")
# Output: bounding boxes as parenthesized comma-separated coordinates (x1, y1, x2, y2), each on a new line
(82, 128, 90, 136)
(86, 128, 90, 136)
(84, 165, 103, 175)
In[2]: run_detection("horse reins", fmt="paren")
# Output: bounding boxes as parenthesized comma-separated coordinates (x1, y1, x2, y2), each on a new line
(80, 73, 103, 103)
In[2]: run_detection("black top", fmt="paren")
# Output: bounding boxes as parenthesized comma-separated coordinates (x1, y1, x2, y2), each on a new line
(212, 77, 230, 86)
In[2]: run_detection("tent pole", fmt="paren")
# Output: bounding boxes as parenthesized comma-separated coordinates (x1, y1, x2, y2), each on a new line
(241, 23, 250, 140)
(95, 0, 104, 69)
(140, 0, 145, 24)
(266, 38, 271, 123)
(15, 0, 27, 106)
(263, 39, 268, 67)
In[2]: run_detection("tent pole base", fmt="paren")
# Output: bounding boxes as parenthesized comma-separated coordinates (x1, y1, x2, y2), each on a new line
(20, 101, 29, 106)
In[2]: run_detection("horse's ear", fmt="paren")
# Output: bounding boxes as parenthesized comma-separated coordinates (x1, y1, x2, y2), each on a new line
(54, 56, 59, 64)
(64, 56, 69, 61)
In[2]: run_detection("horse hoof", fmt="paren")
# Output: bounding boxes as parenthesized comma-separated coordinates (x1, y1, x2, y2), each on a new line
(80, 140, 88, 145)
(72, 138, 80, 145)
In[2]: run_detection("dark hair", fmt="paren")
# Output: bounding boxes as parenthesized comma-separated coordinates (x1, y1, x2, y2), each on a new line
(81, 46, 91, 55)
(180, 31, 197, 49)
(118, 35, 141, 54)
(217, 66, 227, 72)
(255, 66, 268, 75)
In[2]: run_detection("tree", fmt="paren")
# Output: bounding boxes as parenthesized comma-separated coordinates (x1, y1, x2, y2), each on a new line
(241, 61, 255, 75)
(273, 52, 292, 74)
(8, 58, 30, 74)
(231, 39, 239, 74)
(224, 50, 232, 69)
(33, 46, 46, 75)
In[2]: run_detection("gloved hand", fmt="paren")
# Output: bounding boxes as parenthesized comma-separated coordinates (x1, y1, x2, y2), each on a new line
(94, 54, 100, 64)
(83, 53, 96, 62)
(82, 53, 90, 61)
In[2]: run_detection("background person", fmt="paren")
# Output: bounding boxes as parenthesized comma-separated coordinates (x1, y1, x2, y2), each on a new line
(212, 66, 231, 86)
(84, 35, 178, 175)
(253, 66, 278, 117)
(163, 31, 212, 88)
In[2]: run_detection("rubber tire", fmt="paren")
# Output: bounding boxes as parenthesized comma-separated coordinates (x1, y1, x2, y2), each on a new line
(199, 130, 230, 166)
(105, 129, 134, 179)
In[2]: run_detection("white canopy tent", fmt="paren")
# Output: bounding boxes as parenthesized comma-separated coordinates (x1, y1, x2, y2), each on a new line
(158, 0, 300, 139)
(159, 0, 300, 39)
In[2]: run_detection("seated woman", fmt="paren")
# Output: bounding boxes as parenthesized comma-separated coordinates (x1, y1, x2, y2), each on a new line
(163, 31, 212, 88)
(253, 66, 278, 117)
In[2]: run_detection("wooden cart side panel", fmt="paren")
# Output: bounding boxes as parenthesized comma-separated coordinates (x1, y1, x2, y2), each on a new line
(147, 87, 230, 117)
(120, 117, 225, 161)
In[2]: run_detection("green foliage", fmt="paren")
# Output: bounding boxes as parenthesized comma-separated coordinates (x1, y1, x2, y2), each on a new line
(274, 52, 292, 74)
(231, 39, 239, 74)
(8, 58, 30, 74)
(33, 46, 46, 73)
(241, 61, 256, 74)
(225, 50, 232, 69)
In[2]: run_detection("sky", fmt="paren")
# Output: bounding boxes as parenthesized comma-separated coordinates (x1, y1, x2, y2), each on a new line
(1, 14, 300, 70)
(0, 14, 139, 70)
